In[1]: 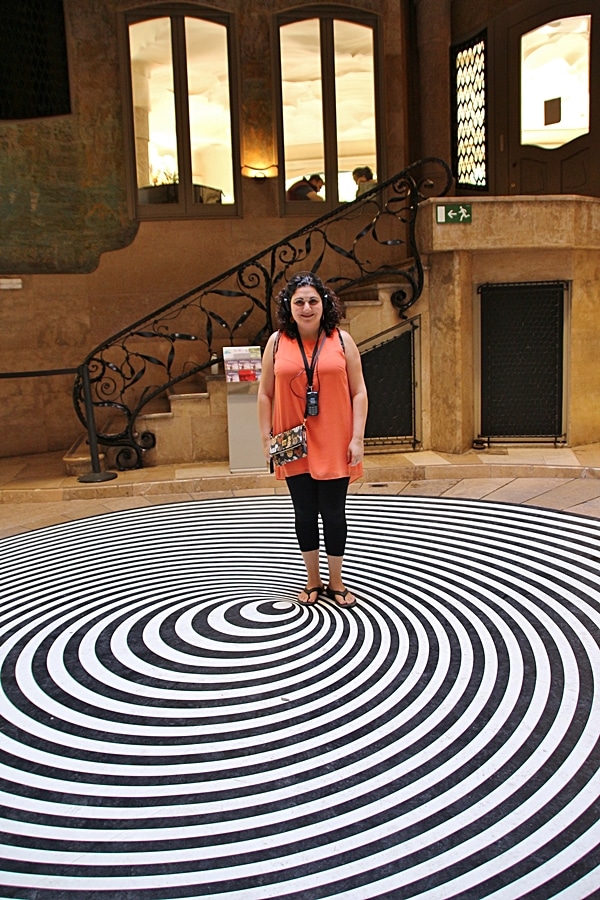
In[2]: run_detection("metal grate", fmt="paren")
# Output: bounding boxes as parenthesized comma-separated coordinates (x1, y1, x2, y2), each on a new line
(0, 0, 70, 120)
(361, 327, 416, 444)
(452, 31, 487, 190)
(478, 282, 566, 441)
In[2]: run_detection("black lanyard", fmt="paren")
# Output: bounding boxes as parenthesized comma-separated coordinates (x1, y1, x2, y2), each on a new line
(296, 330, 326, 390)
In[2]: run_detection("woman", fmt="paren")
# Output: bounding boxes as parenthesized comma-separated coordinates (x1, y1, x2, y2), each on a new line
(258, 271, 368, 607)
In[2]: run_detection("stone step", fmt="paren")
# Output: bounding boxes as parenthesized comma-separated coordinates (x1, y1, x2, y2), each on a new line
(62, 434, 107, 477)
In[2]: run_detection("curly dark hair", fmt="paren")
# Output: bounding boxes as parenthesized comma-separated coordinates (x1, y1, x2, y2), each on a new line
(275, 271, 343, 338)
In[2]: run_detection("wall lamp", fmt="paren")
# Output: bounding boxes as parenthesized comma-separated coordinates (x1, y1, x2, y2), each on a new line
(241, 164, 278, 180)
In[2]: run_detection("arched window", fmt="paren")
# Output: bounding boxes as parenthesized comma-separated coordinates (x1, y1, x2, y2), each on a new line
(277, 12, 380, 209)
(125, 10, 239, 218)
(520, 15, 591, 150)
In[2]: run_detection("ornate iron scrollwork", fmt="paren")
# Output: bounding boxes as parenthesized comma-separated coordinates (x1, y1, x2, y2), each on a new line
(74, 158, 451, 469)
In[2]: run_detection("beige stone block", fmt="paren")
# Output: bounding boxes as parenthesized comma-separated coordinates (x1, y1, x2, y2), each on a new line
(471, 249, 573, 285)
(0, 385, 48, 457)
(425, 464, 491, 480)
(207, 377, 227, 415)
(153, 416, 194, 465)
(169, 393, 210, 416)
(362, 466, 416, 483)
(486, 464, 538, 479)
(198, 474, 257, 492)
(403, 450, 451, 466)
(0, 463, 26, 485)
(191, 414, 228, 461)
(63, 484, 132, 500)
(0, 488, 65, 504)
(133, 480, 192, 496)
(522, 466, 587, 480)
(255, 472, 277, 487)
(175, 464, 230, 478)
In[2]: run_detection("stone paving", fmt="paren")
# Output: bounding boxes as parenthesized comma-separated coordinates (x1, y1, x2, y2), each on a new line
(2, 444, 600, 537)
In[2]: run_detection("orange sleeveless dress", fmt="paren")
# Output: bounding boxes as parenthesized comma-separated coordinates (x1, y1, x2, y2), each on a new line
(272, 331, 363, 483)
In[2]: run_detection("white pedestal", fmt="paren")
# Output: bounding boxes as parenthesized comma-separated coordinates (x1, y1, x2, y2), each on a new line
(226, 381, 266, 473)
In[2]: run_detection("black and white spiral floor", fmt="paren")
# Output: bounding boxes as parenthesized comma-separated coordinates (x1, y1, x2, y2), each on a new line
(0, 494, 599, 900)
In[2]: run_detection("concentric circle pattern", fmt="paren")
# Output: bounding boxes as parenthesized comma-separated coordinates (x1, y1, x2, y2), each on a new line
(0, 495, 599, 899)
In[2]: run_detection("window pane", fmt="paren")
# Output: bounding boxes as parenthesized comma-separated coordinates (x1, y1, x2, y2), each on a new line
(454, 34, 487, 188)
(521, 16, 590, 150)
(280, 19, 325, 197)
(185, 18, 233, 205)
(129, 18, 179, 204)
(334, 20, 377, 202)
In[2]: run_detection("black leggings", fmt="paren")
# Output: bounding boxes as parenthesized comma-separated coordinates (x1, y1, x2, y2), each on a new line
(286, 474, 350, 557)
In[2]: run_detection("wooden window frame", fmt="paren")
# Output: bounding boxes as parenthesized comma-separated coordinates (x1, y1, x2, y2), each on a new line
(121, 5, 242, 220)
(275, 9, 384, 215)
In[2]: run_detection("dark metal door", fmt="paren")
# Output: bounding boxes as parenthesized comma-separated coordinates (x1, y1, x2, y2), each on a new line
(360, 323, 417, 446)
(478, 281, 566, 442)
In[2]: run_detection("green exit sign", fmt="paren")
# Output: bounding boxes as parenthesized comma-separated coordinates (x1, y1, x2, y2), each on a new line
(436, 203, 472, 224)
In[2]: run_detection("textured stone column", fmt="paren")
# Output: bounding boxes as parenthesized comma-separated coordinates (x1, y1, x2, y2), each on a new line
(427, 249, 475, 453)
(414, 0, 452, 165)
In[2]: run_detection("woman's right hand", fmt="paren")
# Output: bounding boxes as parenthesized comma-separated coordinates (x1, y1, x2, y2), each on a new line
(262, 435, 272, 466)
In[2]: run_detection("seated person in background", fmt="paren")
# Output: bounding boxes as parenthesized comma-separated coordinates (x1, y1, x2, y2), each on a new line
(287, 173, 325, 201)
(352, 166, 376, 197)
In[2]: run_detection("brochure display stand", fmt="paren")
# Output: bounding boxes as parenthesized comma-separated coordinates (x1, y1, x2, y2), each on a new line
(223, 346, 266, 473)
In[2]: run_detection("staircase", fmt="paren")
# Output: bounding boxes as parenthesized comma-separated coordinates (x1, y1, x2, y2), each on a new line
(70, 160, 452, 472)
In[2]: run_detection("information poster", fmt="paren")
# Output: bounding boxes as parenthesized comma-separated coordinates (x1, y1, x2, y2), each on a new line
(223, 346, 262, 383)
(223, 346, 265, 473)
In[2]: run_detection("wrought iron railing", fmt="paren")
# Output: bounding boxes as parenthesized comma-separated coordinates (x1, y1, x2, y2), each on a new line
(73, 158, 452, 469)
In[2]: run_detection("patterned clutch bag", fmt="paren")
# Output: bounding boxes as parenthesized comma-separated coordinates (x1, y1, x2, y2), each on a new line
(269, 422, 307, 467)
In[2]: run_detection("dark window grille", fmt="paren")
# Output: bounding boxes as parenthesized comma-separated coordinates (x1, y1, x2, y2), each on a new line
(0, 0, 70, 120)
(451, 30, 487, 190)
(478, 282, 566, 441)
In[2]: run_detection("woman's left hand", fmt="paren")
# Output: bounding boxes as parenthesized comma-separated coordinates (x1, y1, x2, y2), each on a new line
(347, 437, 364, 466)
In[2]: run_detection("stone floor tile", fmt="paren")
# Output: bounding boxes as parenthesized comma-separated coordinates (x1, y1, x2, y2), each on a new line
(233, 488, 276, 496)
(402, 451, 451, 466)
(482, 478, 574, 503)
(100, 497, 155, 511)
(0, 515, 72, 537)
(399, 480, 461, 496)
(56, 501, 121, 521)
(356, 483, 405, 494)
(137, 493, 196, 505)
(563, 498, 600, 518)
(441, 478, 514, 499)
(189, 491, 235, 501)
(522, 479, 600, 510)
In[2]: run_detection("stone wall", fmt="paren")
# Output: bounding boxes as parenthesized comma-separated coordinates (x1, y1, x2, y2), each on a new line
(0, 0, 410, 459)
(416, 195, 600, 451)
